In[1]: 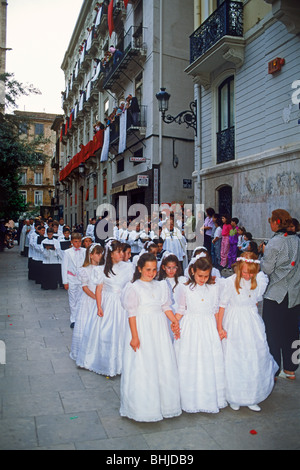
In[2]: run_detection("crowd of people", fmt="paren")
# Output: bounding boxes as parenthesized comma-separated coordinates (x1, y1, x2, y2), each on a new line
(0, 219, 18, 252)
(15, 208, 300, 422)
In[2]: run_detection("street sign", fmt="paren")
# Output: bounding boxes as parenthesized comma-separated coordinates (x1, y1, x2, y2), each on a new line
(137, 175, 149, 187)
(129, 156, 146, 162)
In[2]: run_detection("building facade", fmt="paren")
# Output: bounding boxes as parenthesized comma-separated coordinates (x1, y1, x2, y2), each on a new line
(186, 0, 300, 239)
(16, 111, 57, 218)
(59, 0, 195, 228)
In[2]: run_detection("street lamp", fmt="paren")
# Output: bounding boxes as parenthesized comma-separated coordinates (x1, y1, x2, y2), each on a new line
(156, 87, 197, 135)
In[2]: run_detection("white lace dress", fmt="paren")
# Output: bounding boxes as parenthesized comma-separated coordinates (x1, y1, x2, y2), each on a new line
(75, 261, 134, 376)
(220, 272, 279, 406)
(120, 279, 182, 422)
(70, 265, 104, 361)
(174, 281, 227, 413)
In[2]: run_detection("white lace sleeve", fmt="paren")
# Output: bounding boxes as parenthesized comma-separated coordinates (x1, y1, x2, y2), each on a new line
(121, 282, 140, 318)
(218, 276, 234, 309)
(173, 282, 187, 315)
(256, 271, 269, 301)
(160, 280, 172, 312)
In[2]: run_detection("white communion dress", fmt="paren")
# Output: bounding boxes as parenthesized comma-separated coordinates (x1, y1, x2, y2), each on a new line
(70, 265, 104, 362)
(120, 279, 182, 422)
(220, 272, 279, 407)
(174, 281, 227, 414)
(76, 261, 133, 376)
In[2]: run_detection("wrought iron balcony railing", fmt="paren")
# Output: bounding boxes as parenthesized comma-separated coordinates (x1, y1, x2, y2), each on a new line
(190, 0, 243, 64)
(103, 25, 146, 90)
(110, 105, 147, 144)
(217, 126, 235, 163)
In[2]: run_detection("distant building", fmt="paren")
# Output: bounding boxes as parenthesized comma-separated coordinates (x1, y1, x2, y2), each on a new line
(15, 111, 58, 218)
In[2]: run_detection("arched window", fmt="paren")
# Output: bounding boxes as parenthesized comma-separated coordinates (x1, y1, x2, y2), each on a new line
(218, 185, 232, 217)
(217, 76, 235, 163)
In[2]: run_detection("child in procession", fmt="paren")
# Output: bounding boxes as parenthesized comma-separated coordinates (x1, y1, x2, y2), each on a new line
(158, 253, 186, 340)
(120, 253, 182, 422)
(217, 252, 279, 412)
(174, 254, 227, 414)
(70, 243, 104, 362)
(76, 239, 133, 376)
(61, 232, 86, 328)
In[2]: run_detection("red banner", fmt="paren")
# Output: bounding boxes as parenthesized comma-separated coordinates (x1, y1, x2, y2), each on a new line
(59, 129, 104, 181)
(108, 0, 114, 37)
(124, 0, 129, 8)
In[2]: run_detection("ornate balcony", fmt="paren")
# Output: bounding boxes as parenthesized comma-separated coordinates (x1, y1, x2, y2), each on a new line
(103, 25, 147, 91)
(185, 1, 244, 88)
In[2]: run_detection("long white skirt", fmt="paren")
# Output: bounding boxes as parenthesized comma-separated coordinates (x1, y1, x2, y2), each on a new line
(76, 290, 127, 376)
(174, 312, 227, 413)
(222, 305, 279, 406)
(120, 309, 182, 422)
(70, 293, 96, 361)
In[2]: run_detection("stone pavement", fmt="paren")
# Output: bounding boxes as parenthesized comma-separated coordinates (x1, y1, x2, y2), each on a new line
(0, 248, 299, 451)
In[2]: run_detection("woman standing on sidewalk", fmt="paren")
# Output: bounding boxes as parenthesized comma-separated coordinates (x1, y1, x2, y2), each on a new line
(261, 209, 300, 381)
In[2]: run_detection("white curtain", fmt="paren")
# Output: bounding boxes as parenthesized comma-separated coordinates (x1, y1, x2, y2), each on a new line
(100, 127, 110, 162)
(95, 7, 102, 27)
(118, 109, 127, 154)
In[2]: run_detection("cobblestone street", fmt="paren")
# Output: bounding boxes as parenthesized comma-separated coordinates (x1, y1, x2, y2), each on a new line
(0, 248, 299, 451)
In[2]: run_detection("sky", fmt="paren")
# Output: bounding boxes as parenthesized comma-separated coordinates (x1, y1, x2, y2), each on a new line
(6, 0, 84, 115)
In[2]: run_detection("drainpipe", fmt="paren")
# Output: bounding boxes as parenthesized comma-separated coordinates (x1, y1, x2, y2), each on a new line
(158, 0, 163, 168)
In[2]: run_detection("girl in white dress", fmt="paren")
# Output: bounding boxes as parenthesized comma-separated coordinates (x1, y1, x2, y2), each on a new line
(174, 254, 227, 414)
(76, 240, 133, 375)
(120, 253, 182, 422)
(158, 253, 187, 341)
(184, 246, 221, 280)
(217, 252, 279, 412)
(70, 244, 104, 361)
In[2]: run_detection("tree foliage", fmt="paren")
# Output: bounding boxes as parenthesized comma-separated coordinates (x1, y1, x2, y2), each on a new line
(0, 73, 49, 219)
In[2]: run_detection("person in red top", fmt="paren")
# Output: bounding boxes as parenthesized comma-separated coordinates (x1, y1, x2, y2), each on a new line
(220, 214, 232, 268)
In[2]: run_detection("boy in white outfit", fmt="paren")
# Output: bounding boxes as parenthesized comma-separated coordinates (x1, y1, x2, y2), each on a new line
(61, 232, 86, 328)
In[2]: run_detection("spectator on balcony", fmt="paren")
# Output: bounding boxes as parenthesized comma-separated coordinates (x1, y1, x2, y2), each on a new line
(127, 96, 140, 127)
(109, 45, 123, 65)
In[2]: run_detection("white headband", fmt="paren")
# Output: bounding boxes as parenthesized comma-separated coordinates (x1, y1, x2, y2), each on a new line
(192, 246, 207, 256)
(236, 257, 260, 264)
(105, 238, 116, 252)
(88, 243, 102, 262)
(189, 252, 207, 266)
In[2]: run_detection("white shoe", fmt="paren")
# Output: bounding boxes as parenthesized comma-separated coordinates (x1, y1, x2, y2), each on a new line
(230, 403, 240, 411)
(248, 405, 261, 412)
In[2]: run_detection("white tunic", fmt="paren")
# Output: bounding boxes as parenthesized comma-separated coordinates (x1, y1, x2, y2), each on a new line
(219, 272, 279, 406)
(120, 279, 182, 422)
(174, 281, 227, 413)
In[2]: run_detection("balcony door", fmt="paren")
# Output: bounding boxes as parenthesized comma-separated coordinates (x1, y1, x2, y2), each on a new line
(217, 75, 235, 163)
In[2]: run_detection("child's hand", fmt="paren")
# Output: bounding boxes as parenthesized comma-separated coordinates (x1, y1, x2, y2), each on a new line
(171, 320, 180, 340)
(218, 328, 227, 340)
(64, 283, 69, 290)
(97, 307, 104, 317)
(130, 337, 140, 352)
